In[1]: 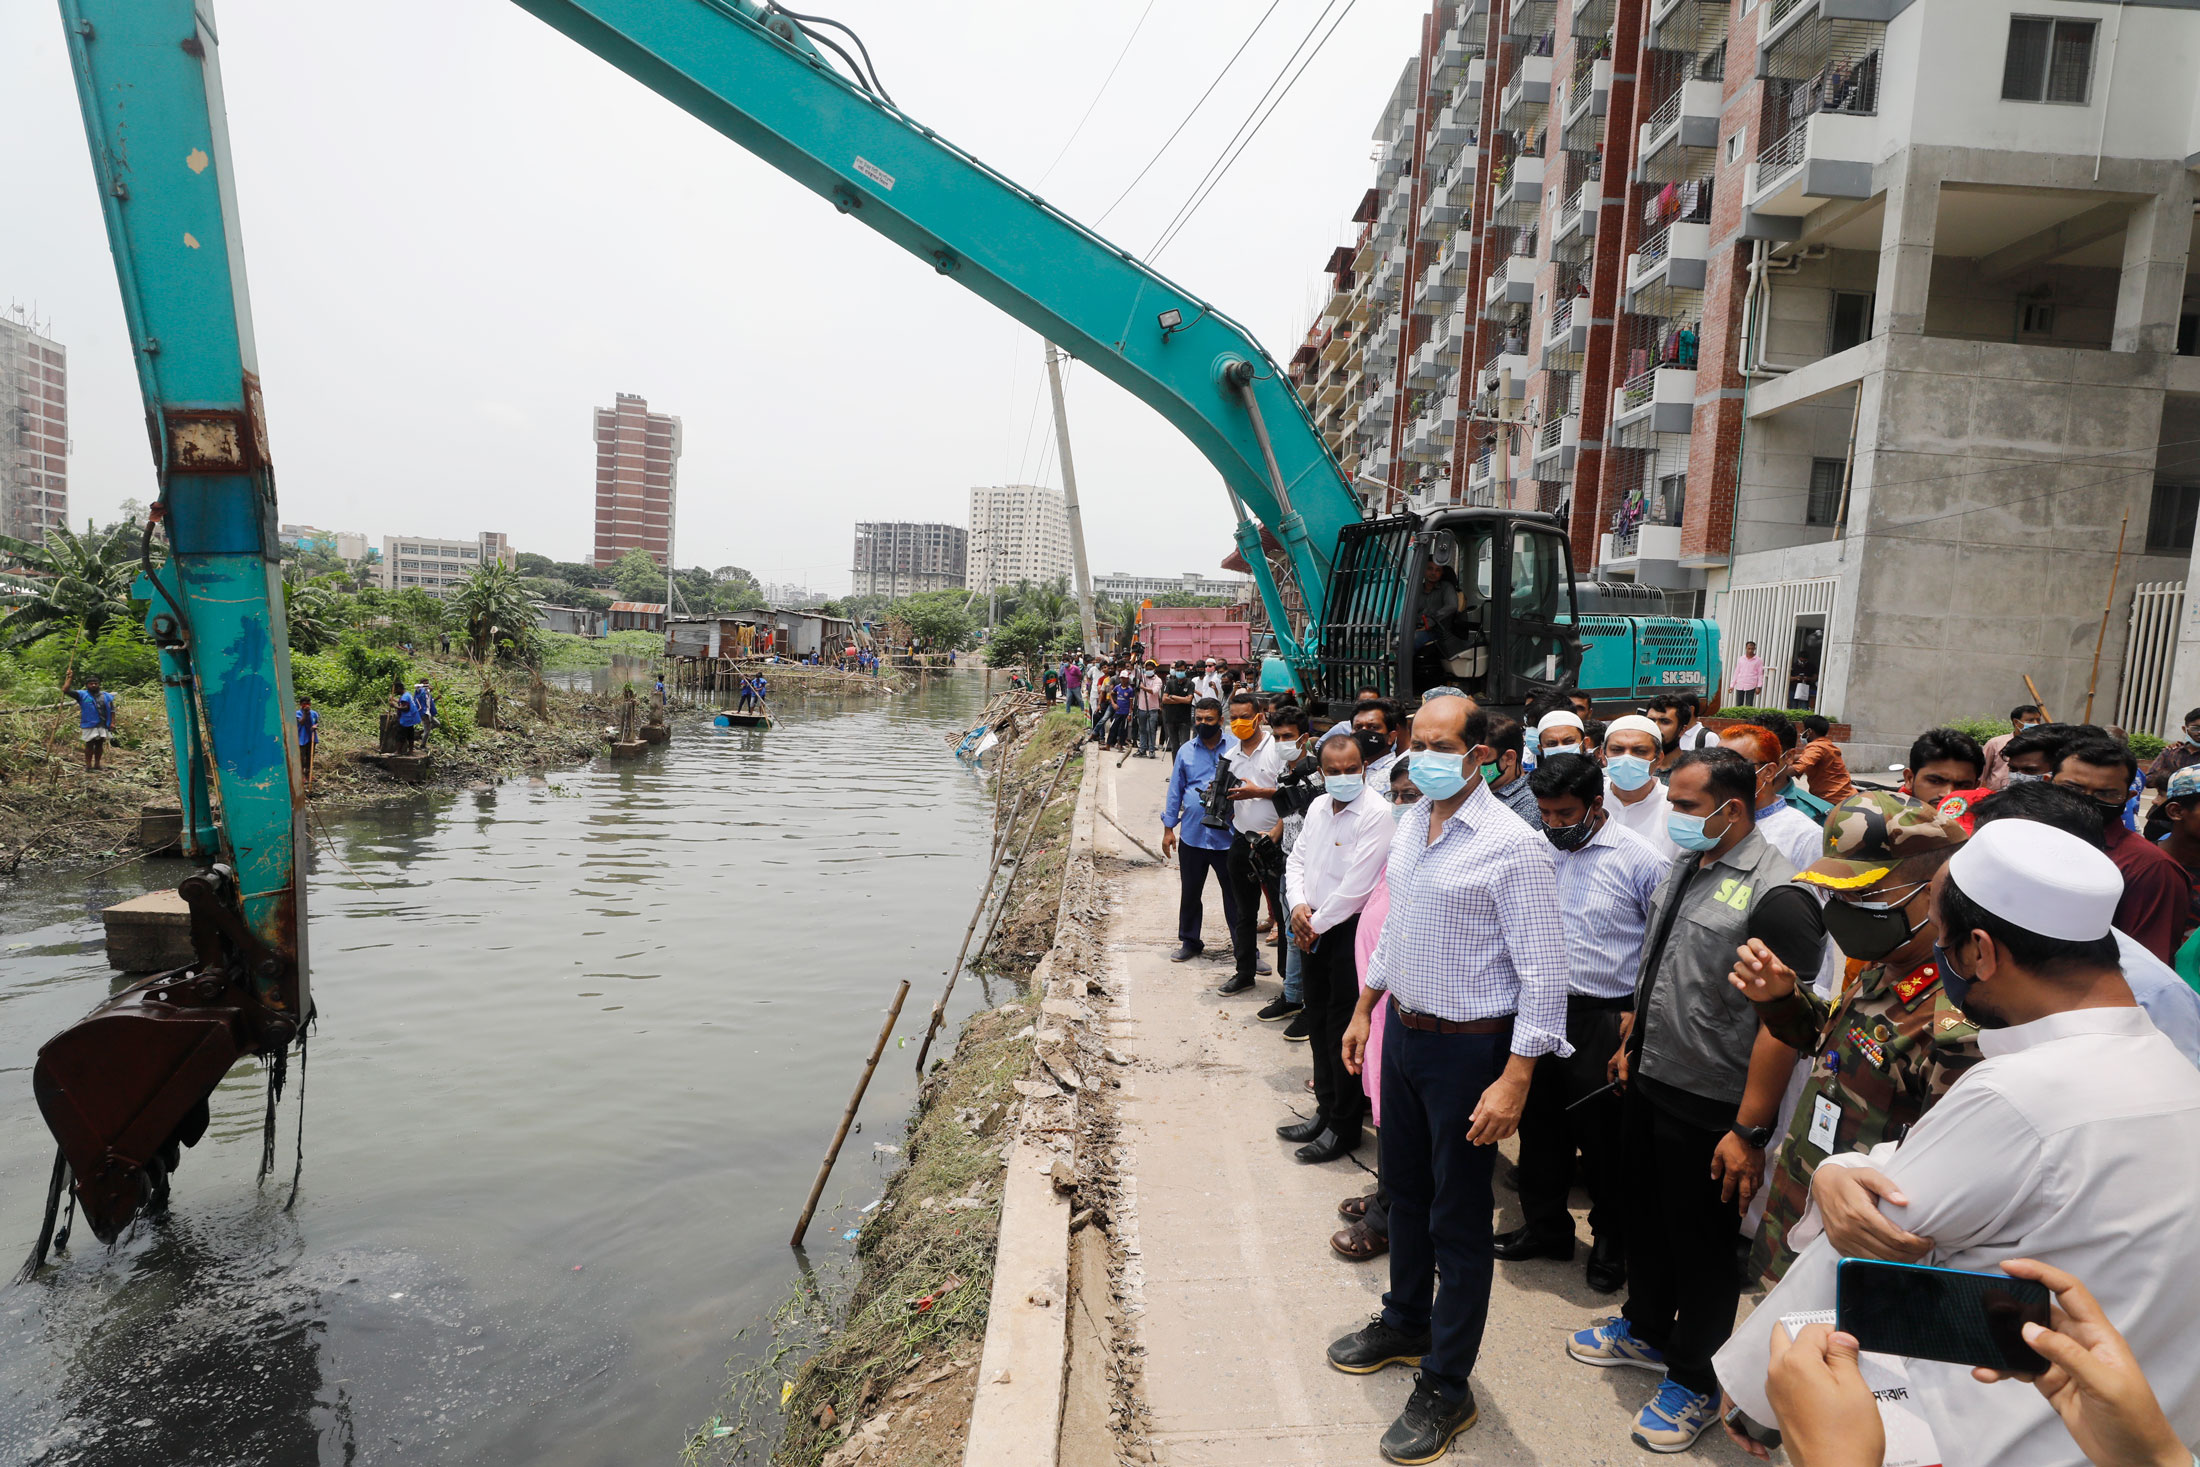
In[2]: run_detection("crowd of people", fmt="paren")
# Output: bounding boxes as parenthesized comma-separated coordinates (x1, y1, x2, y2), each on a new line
(1149, 683, 2200, 1465)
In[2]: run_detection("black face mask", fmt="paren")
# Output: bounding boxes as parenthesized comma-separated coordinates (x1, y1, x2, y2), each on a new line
(2092, 795, 2127, 832)
(1823, 896, 1924, 962)
(1353, 729, 1388, 764)
(1542, 814, 1595, 852)
(1932, 937, 2007, 1029)
(1195, 722, 1221, 743)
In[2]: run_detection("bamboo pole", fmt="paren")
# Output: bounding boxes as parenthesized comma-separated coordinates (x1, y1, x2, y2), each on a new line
(1098, 806, 1164, 863)
(2082, 509, 2130, 726)
(915, 740, 1081, 1074)
(2024, 674, 2054, 725)
(791, 978, 911, 1250)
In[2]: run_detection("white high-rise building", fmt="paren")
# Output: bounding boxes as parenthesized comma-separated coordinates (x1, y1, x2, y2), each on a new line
(380, 531, 516, 598)
(967, 483, 1072, 593)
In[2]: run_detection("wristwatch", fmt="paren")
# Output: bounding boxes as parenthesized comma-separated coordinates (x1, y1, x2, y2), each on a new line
(1730, 1122, 1774, 1148)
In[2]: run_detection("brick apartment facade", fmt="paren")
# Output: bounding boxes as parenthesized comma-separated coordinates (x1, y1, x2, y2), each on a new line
(1292, 0, 2200, 759)
(592, 392, 682, 569)
(1, 315, 68, 545)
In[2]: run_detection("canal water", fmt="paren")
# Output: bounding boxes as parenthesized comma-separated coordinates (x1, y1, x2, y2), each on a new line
(0, 671, 998, 1465)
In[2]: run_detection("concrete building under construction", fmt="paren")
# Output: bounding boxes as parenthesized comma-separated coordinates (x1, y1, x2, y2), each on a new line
(1289, 0, 2200, 758)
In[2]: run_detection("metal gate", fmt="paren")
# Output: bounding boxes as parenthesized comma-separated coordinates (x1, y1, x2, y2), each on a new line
(2117, 581, 2185, 738)
(1309, 516, 1418, 699)
(1715, 576, 1837, 707)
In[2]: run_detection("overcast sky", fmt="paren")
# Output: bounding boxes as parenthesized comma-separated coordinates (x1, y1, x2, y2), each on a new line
(2, 0, 1417, 594)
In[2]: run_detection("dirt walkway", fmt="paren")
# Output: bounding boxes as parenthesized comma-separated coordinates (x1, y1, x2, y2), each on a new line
(1092, 749, 1754, 1467)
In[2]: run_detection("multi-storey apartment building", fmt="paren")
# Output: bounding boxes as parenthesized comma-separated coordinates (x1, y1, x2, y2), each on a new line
(1294, 0, 2200, 759)
(592, 393, 682, 569)
(1092, 571, 1253, 602)
(0, 313, 68, 545)
(967, 483, 1074, 592)
(850, 521, 968, 598)
(380, 531, 516, 598)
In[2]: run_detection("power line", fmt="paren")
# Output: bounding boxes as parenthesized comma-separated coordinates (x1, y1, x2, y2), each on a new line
(1094, 0, 1289, 227)
(1151, 0, 1362, 259)
(1036, 0, 1161, 186)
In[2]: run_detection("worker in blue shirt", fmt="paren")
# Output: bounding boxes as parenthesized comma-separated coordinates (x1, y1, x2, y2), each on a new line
(1161, 697, 1240, 963)
(397, 679, 435, 753)
(296, 695, 320, 783)
(64, 673, 116, 772)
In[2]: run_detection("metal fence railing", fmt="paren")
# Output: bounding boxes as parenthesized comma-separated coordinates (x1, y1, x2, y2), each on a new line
(2118, 581, 2187, 738)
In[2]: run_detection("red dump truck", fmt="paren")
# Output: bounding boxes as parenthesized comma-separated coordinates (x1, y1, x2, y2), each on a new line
(1137, 605, 1251, 667)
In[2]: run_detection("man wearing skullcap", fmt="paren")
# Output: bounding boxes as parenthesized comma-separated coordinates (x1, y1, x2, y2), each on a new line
(1715, 819, 2200, 1467)
(1601, 714, 1680, 860)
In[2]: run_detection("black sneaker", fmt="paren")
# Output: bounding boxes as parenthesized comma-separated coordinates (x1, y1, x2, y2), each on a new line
(1256, 994, 1303, 1023)
(1217, 975, 1255, 996)
(1379, 1375, 1478, 1464)
(1326, 1314, 1431, 1375)
(1282, 1011, 1314, 1042)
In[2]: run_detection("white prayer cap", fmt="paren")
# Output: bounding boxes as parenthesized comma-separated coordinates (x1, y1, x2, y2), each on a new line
(1946, 819, 2121, 942)
(1604, 714, 1663, 748)
(1536, 710, 1586, 736)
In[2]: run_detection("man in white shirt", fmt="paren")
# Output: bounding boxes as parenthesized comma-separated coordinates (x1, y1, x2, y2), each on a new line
(1354, 697, 1408, 784)
(1715, 819, 2200, 1467)
(1193, 658, 1224, 704)
(1647, 693, 1717, 772)
(1601, 715, 1681, 860)
(1221, 691, 1286, 998)
(1278, 728, 1395, 1162)
(1535, 709, 1590, 759)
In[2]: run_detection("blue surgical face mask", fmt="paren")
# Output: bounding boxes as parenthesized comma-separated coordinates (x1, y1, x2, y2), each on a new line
(1409, 750, 1470, 800)
(1667, 800, 1736, 853)
(1326, 774, 1365, 804)
(1607, 753, 1654, 791)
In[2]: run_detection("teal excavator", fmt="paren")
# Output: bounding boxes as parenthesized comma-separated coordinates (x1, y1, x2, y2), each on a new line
(22, 0, 1717, 1259)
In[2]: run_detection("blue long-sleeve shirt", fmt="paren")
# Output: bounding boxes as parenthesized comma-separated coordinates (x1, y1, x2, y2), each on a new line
(1163, 731, 1239, 852)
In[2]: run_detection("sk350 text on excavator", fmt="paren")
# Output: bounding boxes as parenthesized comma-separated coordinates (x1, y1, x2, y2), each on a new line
(22, 0, 1719, 1263)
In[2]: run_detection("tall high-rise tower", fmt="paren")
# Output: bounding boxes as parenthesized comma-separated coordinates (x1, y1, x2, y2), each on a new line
(592, 392, 682, 567)
(0, 312, 68, 544)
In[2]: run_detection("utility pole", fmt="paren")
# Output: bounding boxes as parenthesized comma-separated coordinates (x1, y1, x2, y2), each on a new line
(1044, 341, 1100, 654)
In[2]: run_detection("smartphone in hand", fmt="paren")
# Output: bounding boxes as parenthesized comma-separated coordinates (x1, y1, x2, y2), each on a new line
(1835, 1259, 2051, 1373)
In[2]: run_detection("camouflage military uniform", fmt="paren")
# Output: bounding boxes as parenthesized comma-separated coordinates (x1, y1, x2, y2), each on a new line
(1747, 956, 1982, 1287)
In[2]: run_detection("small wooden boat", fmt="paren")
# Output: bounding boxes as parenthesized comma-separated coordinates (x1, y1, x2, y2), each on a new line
(715, 711, 772, 729)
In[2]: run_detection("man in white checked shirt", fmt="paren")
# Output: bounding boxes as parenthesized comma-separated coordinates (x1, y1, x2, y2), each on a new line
(1326, 697, 1573, 1464)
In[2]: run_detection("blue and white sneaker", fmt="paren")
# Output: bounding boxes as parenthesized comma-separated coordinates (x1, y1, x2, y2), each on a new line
(1565, 1316, 1666, 1371)
(1631, 1378, 1718, 1453)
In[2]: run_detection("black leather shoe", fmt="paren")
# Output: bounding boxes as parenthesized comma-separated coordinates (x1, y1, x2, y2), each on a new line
(1296, 1129, 1359, 1164)
(1168, 943, 1203, 963)
(1379, 1375, 1478, 1464)
(1326, 1314, 1431, 1374)
(1587, 1234, 1626, 1294)
(1277, 1115, 1326, 1143)
(1218, 974, 1255, 996)
(1491, 1225, 1576, 1263)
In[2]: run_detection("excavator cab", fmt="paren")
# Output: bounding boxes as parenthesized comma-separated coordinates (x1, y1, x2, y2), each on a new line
(1309, 509, 1583, 711)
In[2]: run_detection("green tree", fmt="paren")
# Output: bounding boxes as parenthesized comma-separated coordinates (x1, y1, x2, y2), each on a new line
(448, 560, 544, 662)
(281, 565, 345, 654)
(552, 559, 612, 589)
(0, 521, 147, 647)
(610, 548, 664, 602)
(887, 589, 975, 649)
(515, 551, 557, 577)
(987, 612, 1055, 678)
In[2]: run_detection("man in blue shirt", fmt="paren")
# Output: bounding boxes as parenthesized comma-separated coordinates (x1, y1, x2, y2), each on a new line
(65, 673, 116, 772)
(397, 680, 435, 753)
(1161, 697, 1239, 963)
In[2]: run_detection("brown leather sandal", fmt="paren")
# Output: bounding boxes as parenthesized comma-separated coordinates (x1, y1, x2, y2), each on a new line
(1337, 1194, 1370, 1222)
(1330, 1220, 1388, 1262)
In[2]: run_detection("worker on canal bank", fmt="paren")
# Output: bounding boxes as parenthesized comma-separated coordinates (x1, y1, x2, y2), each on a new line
(1326, 696, 1572, 1463)
(399, 679, 436, 753)
(1161, 698, 1240, 967)
(296, 695, 320, 783)
(64, 672, 116, 772)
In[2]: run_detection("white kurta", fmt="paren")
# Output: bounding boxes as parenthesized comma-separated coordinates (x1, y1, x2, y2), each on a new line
(1714, 1006, 2200, 1467)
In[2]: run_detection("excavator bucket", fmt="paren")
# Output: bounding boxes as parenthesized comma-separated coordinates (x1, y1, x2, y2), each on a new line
(32, 971, 248, 1243)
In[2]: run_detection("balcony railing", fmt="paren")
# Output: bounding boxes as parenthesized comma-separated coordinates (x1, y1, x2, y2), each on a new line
(1638, 223, 1674, 268)
(1644, 86, 1686, 142)
(1538, 417, 1568, 452)
(1619, 366, 1659, 411)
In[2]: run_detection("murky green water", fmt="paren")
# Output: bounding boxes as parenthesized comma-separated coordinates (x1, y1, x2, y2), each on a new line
(0, 670, 997, 1465)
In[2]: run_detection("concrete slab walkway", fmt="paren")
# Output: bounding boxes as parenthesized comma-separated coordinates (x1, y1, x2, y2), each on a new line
(1092, 748, 1754, 1467)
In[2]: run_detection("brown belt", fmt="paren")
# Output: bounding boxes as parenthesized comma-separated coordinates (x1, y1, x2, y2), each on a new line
(1390, 1001, 1515, 1035)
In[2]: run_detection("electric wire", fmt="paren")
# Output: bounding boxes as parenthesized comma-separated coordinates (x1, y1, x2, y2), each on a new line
(1037, 0, 1161, 185)
(1094, 0, 1288, 226)
(1148, 0, 1358, 258)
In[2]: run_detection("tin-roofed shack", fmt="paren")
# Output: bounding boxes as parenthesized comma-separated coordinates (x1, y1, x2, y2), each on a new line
(608, 601, 666, 633)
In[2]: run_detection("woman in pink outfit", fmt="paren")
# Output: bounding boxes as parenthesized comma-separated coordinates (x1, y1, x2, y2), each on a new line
(1331, 760, 1417, 1262)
